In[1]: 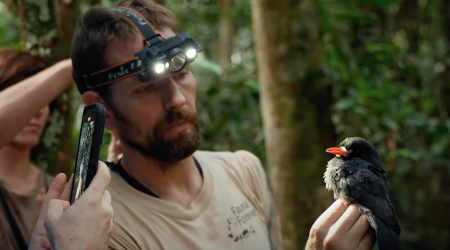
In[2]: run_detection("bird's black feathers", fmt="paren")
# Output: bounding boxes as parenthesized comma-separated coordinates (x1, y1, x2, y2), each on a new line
(324, 137, 402, 250)
(372, 215, 403, 250)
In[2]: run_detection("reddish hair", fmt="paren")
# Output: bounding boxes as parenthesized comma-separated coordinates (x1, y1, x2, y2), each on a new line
(0, 49, 48, 92)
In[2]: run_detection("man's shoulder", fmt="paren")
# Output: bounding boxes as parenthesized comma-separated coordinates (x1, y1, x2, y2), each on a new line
(103, 163, 135, 198)
(193, 149, 235, 159)
(194, 150, 263, 170)
(195, 150, 267, 193)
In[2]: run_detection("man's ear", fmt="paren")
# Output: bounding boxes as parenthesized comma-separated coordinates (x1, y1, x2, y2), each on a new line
(82, 91, 116, 131)
(82, 90, 102, 106)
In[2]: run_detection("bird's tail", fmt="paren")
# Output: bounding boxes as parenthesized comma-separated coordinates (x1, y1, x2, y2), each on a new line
(369, 215, 402, 250)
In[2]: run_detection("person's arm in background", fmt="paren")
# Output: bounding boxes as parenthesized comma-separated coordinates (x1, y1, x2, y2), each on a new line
(28, 161, 113, 250)
(0, 59, 72, 148)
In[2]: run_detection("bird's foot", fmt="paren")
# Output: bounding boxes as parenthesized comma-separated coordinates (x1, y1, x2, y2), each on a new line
(358, 204, 370, 215)
(357, 204, 378, 230)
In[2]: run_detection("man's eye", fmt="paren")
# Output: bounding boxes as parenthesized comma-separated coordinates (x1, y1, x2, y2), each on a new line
(175, 71, 188, 79)
(144, 84, 156, 91)
(136, 84, 154, 93)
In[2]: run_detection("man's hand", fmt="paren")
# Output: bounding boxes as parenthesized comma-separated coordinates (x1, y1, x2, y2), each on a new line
(28, 173, 70, 250)
(305, 199, 375, 250)
(28, 161, 113, 250)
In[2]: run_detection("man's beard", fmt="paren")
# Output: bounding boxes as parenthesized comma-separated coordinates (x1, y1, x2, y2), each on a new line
(113, 106, 200, 163)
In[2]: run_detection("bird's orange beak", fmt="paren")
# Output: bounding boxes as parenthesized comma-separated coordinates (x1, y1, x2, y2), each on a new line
(326, 147, 349, 156)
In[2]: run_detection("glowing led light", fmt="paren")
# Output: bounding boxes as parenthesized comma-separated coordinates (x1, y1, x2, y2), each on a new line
(154, 63, 165, 73)
(186, 49, 197, 59)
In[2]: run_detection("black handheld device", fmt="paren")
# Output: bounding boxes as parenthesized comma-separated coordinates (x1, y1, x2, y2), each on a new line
(70, 103, 106, 205)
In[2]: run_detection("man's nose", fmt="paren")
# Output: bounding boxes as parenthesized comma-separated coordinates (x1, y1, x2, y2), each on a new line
(163, 78, 187, 111)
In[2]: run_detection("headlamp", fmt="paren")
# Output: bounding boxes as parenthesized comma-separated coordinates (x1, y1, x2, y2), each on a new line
(77, 6, 202, 92)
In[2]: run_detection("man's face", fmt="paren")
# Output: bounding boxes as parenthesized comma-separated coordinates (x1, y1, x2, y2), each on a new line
(103, 27, 199, 163)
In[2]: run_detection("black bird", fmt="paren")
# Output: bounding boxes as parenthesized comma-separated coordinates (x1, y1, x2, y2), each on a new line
(324, 137, 402, 250)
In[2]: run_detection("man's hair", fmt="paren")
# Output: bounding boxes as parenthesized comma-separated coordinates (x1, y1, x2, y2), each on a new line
(0, 49, 48, 92)
(71, 0, 180, 103)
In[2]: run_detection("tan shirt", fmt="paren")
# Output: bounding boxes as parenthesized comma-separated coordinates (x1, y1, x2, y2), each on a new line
(108, 150, 282, 250)
(0, 171, 53, 250)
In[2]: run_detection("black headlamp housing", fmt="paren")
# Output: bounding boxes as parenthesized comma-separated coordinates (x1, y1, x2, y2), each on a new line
(135, 32, 202, 83)
(75, 7, 202, 94)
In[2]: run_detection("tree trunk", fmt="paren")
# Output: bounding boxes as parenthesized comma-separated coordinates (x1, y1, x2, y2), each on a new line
(396, 0, 419, 53)
(218, 0, 234, 75)
(394, 0, 421, 92)
(439, 0, 450, 118)
(252, 0, 336, 249)
(218, 0, 234, 150)
(49, 0, 79, 176)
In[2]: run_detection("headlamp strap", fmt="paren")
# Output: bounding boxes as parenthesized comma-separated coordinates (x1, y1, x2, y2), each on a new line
(83, 7, 164, 89)
(111, 7, 163, 47)
(83, 57, 143, 89)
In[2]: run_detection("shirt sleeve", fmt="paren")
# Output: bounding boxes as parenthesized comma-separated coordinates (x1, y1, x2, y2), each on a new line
(234, 150, 283, 250)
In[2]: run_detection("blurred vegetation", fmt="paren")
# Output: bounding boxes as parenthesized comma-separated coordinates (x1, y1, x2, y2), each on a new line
(1, 0, 449, 249)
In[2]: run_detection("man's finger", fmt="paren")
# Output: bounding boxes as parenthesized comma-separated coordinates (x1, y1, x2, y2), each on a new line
(60, 174, 74, 201)
(312, 199, 349, 231)
(45, 199, 65, 225)
(349, 213, 371, 241)
(84, 161, 111, 200)
(358, 230, 375, 250)
(333, 204, 361, 232)
(46, 173, 67, 203)
(36, 174, 67, 226)
(61, 200, 71, 211)
(102, 190, 112, 207)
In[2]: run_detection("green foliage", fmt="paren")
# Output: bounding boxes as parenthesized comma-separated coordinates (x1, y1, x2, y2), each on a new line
(192, 59, 265, 162)
(0, 3, 22, 49)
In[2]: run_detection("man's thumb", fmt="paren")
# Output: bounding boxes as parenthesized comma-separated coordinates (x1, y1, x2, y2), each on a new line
(44, 199, 67, 229)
